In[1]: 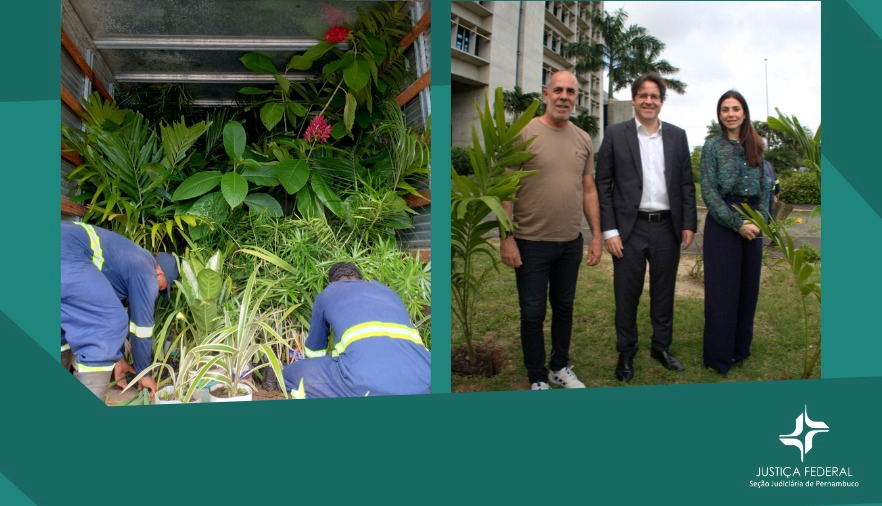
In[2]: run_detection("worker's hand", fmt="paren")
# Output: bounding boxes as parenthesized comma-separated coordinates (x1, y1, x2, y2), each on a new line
(605, 236, 624, 258)
(500, 236, 522, 268)
(586, 237, 603, 266)
(681, 230, 695, 250)
(113, 359, 136, 389)
(138, 376, 157, 397)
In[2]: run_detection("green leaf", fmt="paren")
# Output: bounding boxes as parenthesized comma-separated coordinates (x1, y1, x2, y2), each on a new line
(302, 41, 334, 62)
(239, 52, 278, 74)
(172, 171, 223, 201)
(241, 163, 280, 186)
(296, 185, 323, 219)
(343, 56, 370, 91)
(243, 193, 284, 216)
(276, 159, 310, 194)
(223, 121, 246, 160)
(311, 175, 345, 218)
(188, 192, 229, 222)
(286, 102, 307, 117)
(196, 269, 222, 300)
(260, 103, 284, 131)
(331, 122, 348, 140)
(343, 92, 356, 134)
(238, 86, 272, 95)
(221, 172, 249, 208)
(273, 74, 291, 94)
(288, 55, 313, 71)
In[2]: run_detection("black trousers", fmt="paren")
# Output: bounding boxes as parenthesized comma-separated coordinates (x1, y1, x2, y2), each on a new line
(612, 215, 680, 355)
(514, 235, 583, 384)
(702, 213, 763, 373)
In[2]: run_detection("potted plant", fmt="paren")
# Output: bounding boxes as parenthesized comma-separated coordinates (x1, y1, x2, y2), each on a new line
(121, 345, 223, 404)
(200, 270, 288, 402)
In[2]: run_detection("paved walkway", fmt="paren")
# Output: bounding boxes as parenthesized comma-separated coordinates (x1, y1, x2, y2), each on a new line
(577, 202, 821, 255)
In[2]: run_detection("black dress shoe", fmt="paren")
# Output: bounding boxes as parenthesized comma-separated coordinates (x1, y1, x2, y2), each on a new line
(650, 348, 685, 372)
(615, 353, 634, 382)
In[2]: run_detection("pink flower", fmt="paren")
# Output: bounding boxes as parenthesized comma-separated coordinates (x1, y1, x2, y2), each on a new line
(304, 115, 332, 143)
(325, 26, 350, 44)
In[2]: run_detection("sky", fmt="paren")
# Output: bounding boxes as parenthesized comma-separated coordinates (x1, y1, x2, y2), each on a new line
(601, 1, 821, 150)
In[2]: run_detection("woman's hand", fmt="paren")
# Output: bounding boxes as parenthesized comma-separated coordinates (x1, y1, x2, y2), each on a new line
(739, 222, 761, 240)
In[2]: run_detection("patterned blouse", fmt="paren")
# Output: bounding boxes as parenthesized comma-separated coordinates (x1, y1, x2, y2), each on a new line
(700, 135, 771, 231)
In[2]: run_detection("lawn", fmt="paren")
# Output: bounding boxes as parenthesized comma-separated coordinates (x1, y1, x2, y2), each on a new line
(451, 242, 821, 392)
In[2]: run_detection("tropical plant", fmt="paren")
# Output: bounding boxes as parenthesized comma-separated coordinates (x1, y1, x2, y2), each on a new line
(738, 204, 820, 379)
(201, 270, 289, 399)
(237, 1, 414, 139)
(571, 111, 600, 137)
(562, 8, 685, 103)
(451, 88, 539, 362)
(171, 120, 299, 218)
(175, 249, 232, 340)
(61, 92, 209, 249)
(768, 108, 821, 186)
(503, 86, 542, 118)
(122, 339, 225, 404)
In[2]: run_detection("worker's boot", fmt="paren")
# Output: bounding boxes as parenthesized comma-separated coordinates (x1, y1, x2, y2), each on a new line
(73, 370, 112, 399)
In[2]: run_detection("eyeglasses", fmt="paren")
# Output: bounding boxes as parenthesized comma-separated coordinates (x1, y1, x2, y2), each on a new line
(636, 93, 662, 102)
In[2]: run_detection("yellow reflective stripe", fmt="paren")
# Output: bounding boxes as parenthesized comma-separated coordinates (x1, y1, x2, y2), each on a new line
(332, 321, 424, 357)
(304, 347, 327, 358)
(75, 222, 104, 270)
(77, 363, 114, 372)
(129, 322, 153, 338)
(61, 343, 71, 352)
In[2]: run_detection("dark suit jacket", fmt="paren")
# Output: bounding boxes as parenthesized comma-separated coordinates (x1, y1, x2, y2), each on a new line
(595, 119, 698, 243)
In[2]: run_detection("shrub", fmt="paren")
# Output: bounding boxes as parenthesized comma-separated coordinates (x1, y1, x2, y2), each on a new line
(780, 170, 820, 205)
(451, 146, 472, 176)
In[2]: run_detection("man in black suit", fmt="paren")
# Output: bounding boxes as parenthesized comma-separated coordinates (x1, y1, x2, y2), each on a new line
(595, 72, 697, 382)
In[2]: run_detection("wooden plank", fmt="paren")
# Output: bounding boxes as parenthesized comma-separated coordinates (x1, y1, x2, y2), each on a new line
(61, 197, 86, 217)
(61, 84, 84, 112)
(62, 146, 84, 166)
(61, 29, 113, 102)
(405, 189, 431, 209)
(395, 69, 431, 108)
(400, 8, 430, 49)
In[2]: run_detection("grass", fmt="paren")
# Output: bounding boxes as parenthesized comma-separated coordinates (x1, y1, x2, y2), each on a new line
(451, 242, 821, 392)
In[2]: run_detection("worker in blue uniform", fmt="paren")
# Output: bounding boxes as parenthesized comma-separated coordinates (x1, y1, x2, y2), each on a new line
(282, 262, 431, 398)
(61, 222, 179, 399)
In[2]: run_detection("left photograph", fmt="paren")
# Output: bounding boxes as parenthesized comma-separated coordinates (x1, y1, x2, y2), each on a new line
(60, 0, 432, 404)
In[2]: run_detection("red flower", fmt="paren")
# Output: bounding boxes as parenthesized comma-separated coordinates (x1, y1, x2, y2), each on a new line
(325, 26, 350, 44)
(304, 115, 333, 143)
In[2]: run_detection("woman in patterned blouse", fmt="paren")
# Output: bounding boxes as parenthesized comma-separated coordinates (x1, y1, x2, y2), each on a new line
(700, 90, 771, 377)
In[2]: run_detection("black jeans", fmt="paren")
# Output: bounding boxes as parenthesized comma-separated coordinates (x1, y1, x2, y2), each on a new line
(514, 235, 583, 384)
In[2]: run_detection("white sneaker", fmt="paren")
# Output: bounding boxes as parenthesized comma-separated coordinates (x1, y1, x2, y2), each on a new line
(548, 366, 586, 388)
(531, 381, 551, 390)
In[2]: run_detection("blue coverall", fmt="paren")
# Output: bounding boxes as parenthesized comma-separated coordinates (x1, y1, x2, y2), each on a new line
(61, 222, 159, 374)
(282, 280, 431, 398)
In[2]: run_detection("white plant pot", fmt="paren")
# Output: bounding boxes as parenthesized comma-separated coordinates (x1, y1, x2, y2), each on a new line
(153, 385, 201, 405)
(208, 384, 253, 402)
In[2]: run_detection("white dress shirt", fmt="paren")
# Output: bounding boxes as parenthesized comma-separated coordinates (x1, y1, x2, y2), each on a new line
(602, 118, 670, 240)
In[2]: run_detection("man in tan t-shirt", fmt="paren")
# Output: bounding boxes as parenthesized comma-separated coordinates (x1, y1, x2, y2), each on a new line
(501, 70, 603, 390)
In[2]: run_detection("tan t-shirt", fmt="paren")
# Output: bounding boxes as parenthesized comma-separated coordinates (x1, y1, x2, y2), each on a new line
(511, 117, 594, 241)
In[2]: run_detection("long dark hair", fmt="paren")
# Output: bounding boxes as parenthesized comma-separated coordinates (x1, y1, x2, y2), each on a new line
(717, 90, 764, 167)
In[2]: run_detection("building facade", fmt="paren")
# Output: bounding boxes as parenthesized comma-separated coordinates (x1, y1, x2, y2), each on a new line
(451, 1, 605, 148)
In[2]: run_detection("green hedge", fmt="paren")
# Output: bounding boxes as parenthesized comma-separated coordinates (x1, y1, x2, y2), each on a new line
(780, 170, 820, 205)
(451, 146, 472, 176)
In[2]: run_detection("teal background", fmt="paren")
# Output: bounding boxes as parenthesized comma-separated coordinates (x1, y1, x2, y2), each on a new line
(1, 1, 880, 505)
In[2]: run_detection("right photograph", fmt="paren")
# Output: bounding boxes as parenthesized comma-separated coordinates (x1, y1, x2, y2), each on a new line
(450, 1, 821, 391)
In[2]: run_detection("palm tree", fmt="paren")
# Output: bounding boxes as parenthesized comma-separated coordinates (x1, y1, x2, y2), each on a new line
(571, 111, 599, 137)
(563, 8, 686, 104)
(503, 86, 542, 118)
